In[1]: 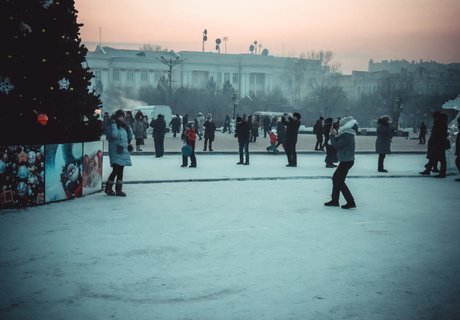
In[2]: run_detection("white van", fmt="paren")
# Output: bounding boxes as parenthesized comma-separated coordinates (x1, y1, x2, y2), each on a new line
(132, 105, 173, 129)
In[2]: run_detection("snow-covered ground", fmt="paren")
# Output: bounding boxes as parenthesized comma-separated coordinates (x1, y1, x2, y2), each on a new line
(1, 154, 459, 320)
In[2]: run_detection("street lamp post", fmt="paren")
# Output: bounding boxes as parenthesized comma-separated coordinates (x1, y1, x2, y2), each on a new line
(157, 55, 184, 106)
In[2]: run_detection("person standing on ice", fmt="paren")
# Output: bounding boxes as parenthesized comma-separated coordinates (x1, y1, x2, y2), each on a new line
(181, 122, 197, 168)
(324, 116, 357, 209)
(282, 112, 301, 167)
(323, 117, 338, 168)
(105, 110, 133, 197)
(150, 114, 167, 158)
(132, 111, 146, 152)
(375, 115, 395, 172)
(203, 113, 216, 151)
(235, 115, 251, 165)
(419, 111, 449, 178)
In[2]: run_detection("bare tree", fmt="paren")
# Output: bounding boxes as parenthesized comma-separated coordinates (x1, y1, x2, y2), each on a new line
(306, 50, 344, 116)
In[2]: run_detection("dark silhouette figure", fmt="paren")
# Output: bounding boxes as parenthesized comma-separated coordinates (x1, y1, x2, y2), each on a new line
(420, 112, 449, 178)
(419, 122, 427, 144)
(282, 112, 301, 167)
(235, 116, 251, 165)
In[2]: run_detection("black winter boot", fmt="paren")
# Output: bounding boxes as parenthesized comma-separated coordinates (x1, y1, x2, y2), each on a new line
(115, 181, 126, 197)
(104, 180, 115, 196)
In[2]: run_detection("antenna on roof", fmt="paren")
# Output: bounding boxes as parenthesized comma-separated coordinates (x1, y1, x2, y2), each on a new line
(99, 27, 102, 47)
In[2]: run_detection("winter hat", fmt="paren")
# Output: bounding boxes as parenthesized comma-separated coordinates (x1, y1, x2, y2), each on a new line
(236, 116, 242, 122)
(339, 116, 354, 127)
(293, 112, 301, 119)
(114, 110, 125, 118)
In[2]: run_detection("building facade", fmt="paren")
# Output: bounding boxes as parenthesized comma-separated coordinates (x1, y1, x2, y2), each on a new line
(86, 46, 323, 106)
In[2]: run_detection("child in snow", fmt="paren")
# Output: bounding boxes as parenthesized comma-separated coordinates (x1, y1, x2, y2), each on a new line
(266, 129, 279, 154)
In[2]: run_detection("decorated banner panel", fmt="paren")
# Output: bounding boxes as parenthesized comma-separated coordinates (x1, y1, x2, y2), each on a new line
(45, 143, 83, 203)
(82, 141, 103, 195)
(0, 145, 45, 209)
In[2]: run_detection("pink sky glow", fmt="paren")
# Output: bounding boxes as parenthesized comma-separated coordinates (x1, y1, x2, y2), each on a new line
(75, 0, 460, 74)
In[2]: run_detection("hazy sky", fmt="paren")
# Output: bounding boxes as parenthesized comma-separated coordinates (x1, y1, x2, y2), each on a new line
(75, 0, 460, 74)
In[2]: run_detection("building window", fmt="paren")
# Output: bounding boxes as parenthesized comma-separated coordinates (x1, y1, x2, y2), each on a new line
(113, 68, 120, 81)
(217, 73, 222, 84)
(141, 69, 148, 81)
(224, 72, 230, 83)
(192, 71, 209, 87)
(232, 73, 239, 84)
(127, 69, 134, 81)
(93, 68, 102, 83)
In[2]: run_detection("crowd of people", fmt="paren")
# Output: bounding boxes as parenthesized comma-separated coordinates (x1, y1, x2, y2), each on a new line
(103, 110, 460, 207)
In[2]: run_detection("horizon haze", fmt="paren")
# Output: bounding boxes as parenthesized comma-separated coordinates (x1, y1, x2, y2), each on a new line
(75, 0, 460, 74)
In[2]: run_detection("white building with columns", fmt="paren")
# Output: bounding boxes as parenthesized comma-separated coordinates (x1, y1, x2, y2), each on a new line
(85, 46, 323, 104)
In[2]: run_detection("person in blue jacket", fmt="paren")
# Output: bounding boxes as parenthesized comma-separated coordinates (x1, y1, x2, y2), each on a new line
(105, 110, 133, 197)
(324, 116, 357, 209)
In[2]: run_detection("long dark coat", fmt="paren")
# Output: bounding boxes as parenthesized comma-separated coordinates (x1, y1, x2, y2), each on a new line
(375, 124, 394, 154)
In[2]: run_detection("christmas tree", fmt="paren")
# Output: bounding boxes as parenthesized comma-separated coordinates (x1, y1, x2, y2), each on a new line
(0, 0, 102, 145)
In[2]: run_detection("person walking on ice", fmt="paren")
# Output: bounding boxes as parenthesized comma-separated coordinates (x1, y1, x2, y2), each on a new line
(324, 116, 357, 209)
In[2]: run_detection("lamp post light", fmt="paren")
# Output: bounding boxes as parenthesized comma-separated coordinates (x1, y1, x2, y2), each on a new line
(157, 55, 184, 106)
(202, 29, 208, 52)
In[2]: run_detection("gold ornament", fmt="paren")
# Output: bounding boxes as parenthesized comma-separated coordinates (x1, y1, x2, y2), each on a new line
(68, 70, 72, 74)
(50, 86, 54, 90)
(42, 58, 46, 62)
(70, 87, 74, 91)
(42, 29, 46, 32)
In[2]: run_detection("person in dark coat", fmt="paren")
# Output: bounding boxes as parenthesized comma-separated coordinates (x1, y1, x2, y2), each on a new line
(275, 117, 286, 150)
(222, 115, 232, 133)
(419, 122, 427, 144)
(203, 113, 216, 151)
(105, 110, 133, 197)
(323, 117, 338, 168)
(313, 117, 324, 150)
(235, 115, 251, 165)
(170, 114, 181, 138)
(263, 115, 271, 138)
(375, 115, 395, 172)
(181, 122, 197, 167)
(324, 116, 357, 209)
(420, 111, 449, 177)
(182, 114, 189, 131)
(282, 112, 301, 167)
(150, 114, 167, 158)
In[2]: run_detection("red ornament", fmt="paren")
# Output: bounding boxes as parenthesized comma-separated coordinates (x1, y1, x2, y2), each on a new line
(37, 113, 48, 126)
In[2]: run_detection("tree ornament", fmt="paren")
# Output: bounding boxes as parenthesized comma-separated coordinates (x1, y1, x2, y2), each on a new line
(42, 0, 54, 9)
(20, 22, 32, 33)
(0, 76, 14, 95)
(37, 114, 49, 126)
(58, 78, 70, 90)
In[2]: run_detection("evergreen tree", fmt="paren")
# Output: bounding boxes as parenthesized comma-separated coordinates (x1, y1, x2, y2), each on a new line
(0, 0, 102, 144)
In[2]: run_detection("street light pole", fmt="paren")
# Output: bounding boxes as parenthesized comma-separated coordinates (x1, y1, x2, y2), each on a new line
(157, 55, 184, 106)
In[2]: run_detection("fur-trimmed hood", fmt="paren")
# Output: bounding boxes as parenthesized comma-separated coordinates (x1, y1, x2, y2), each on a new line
(338, 116, 358, 136)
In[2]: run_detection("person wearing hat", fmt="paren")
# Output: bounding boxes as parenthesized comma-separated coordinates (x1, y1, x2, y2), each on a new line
(281, 112, 301, 167)
(375, 115, 396, 172)
(104, 109, 133, 197)
(234, 115, 251, 165)
(150, 114, 167, 157)
(203, 113, 216, 151)
(324, 116, 357, 209)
